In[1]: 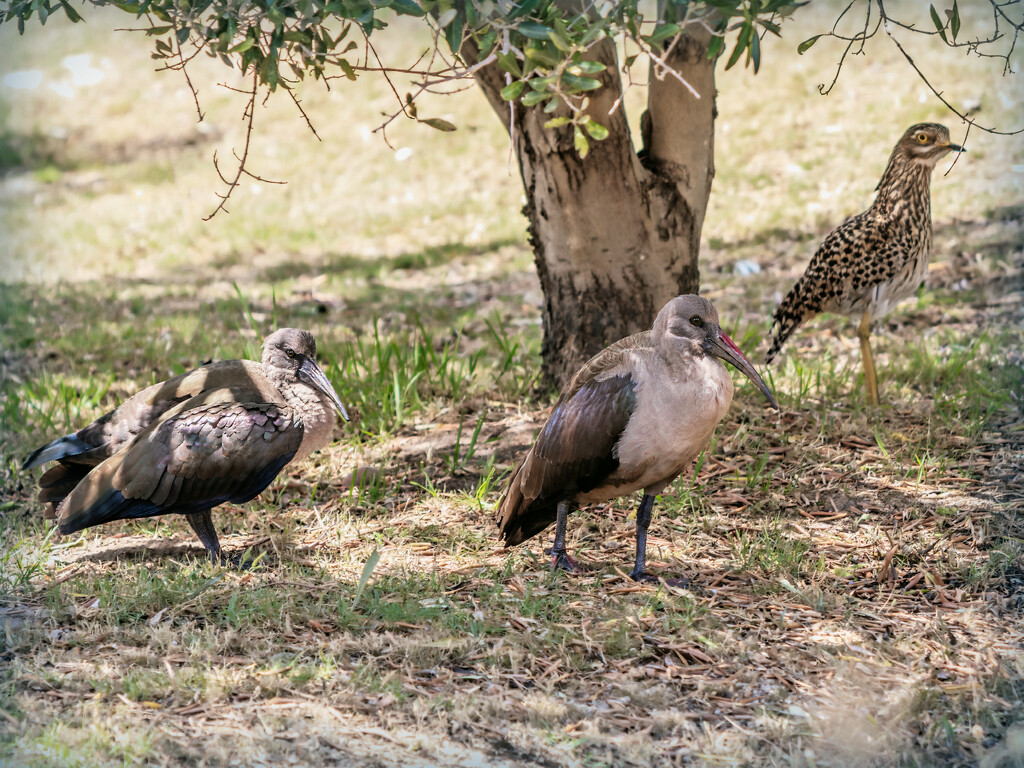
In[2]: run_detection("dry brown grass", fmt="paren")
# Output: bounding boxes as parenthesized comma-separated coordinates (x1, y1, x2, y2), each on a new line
(1, 2, 1023, 766)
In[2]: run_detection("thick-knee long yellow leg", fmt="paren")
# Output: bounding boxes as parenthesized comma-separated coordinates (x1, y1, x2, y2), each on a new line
(858, 311, 879, 406)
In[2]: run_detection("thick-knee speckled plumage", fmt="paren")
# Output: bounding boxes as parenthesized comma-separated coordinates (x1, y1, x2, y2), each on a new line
(22, 329, 348, 564)
(766, 123, 963, 365)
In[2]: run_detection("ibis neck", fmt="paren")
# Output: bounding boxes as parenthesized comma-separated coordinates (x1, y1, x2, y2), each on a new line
(264, 367, 338, 461)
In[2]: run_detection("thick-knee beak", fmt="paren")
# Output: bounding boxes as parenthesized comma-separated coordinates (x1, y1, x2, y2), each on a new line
(299, 358, 350, 421)
(945, 141, 965, 153)
(708, 330, 779, 410)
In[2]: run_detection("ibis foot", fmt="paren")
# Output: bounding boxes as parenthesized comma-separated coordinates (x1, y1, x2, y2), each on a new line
(548, 549, 589, 574)
(629, 568, 690, 589)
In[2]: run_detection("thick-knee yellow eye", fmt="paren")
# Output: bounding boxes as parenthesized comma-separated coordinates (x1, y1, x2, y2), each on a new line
(916, 132, 929, 143)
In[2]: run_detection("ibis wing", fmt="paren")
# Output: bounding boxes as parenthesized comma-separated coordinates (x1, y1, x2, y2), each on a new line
(27, 361, 283, 510)
(56, 401, 302, 534)
(497, 372, 637, 546)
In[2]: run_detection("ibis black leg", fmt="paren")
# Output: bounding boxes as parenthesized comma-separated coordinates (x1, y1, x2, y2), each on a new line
(186, 510, 224, 565)
(549, 500, 587, 573)
(629, 494, 689, 587)
(628, 494, 655, 581)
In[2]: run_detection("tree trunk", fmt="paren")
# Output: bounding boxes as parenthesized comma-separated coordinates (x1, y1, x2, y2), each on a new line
(467, 29, 716, 387)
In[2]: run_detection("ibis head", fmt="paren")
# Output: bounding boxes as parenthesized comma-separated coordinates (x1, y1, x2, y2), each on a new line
(653, 295, 778, 410)
(263, 328, 349, 421)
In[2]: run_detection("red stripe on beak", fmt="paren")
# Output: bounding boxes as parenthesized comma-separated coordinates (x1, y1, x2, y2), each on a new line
(719, 331, 746, 360)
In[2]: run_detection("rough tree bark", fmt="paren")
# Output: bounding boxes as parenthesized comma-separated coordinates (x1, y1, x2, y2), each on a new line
(467, 29, 716, 386)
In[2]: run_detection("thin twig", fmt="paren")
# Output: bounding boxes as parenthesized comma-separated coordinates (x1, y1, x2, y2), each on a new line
(204, 74, 286, 221)
(174, 27, 205, 122)
(878, 4, 1022, 136)
(287, 89, 321, 141)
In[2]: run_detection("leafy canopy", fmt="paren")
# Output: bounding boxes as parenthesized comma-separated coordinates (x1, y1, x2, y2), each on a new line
(2, 0, 798, 147)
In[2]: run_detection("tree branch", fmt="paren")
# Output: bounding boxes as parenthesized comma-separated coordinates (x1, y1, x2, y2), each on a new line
(203, 74, 286, 221)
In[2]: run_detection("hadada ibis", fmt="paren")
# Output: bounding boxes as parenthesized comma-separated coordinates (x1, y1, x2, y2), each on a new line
(22, 328, 348, 565)
(497, 295, 778, 585)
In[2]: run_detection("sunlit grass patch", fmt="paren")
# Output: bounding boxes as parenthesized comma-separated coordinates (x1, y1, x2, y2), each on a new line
(7, 720, 156, 768)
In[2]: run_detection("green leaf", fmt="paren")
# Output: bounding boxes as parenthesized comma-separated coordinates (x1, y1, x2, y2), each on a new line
(351, 549, 380, 609)
(420, 117, 457, 131)
(509, 0, 540, 19)
(176, 26, 189, 45)
(338, 58, 357, 80)
(497, 50, 522, 77)
(750, 28, 761, 73)
(228, 36, 255, 53)
(796, 34, 820, 55)
(523, 43, 561, 68)
(580, 24, 605, 46)
(572, 60, 606, 75)
(260, 53, 279, 89)
(547, 28, 571, 52)
(950, 0, 960, 40)
(500, 80, 525, 100)
(517, 21, 553, 40)
(644, 22, 679, 45)
(241, 46, 258, 73)
(445, 13, 463, 52)
(436, 7, 456, 28)
(725, 22, 751, 70)
(928, 3, 948, 42)
(476, 28, 497, 53)
(584, 119, 608, 140)
(390, 0, 424, 15)
(521, 89, 550, 107)
(560, 73, 601, 92)
(146, 25, 173, 35)
(544, 116, 571, 129)
(574, 125, 589, 158)
(58, 0, 82, 22)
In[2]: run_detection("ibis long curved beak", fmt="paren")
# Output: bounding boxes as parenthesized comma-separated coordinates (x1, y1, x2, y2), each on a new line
(299, 358, 350, 421)
(707, 329, 779, 410)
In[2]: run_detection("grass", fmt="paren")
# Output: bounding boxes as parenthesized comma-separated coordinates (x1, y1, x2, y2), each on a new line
(1, 2, 1024, 767)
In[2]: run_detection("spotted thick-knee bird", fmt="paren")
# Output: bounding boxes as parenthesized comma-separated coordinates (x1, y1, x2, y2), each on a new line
(765, 123, 964, 404)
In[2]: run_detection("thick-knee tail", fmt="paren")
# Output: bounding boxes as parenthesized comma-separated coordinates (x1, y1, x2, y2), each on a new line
(766, 281, 816, 364)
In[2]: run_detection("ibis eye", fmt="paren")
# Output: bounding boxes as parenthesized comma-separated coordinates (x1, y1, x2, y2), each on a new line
(690, 316, 704, 328)
(285, 349, 297, 359)
(916, 132, 929, 143)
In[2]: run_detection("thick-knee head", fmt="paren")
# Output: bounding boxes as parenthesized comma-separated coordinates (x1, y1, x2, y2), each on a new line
(896, 123, 964, 167)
